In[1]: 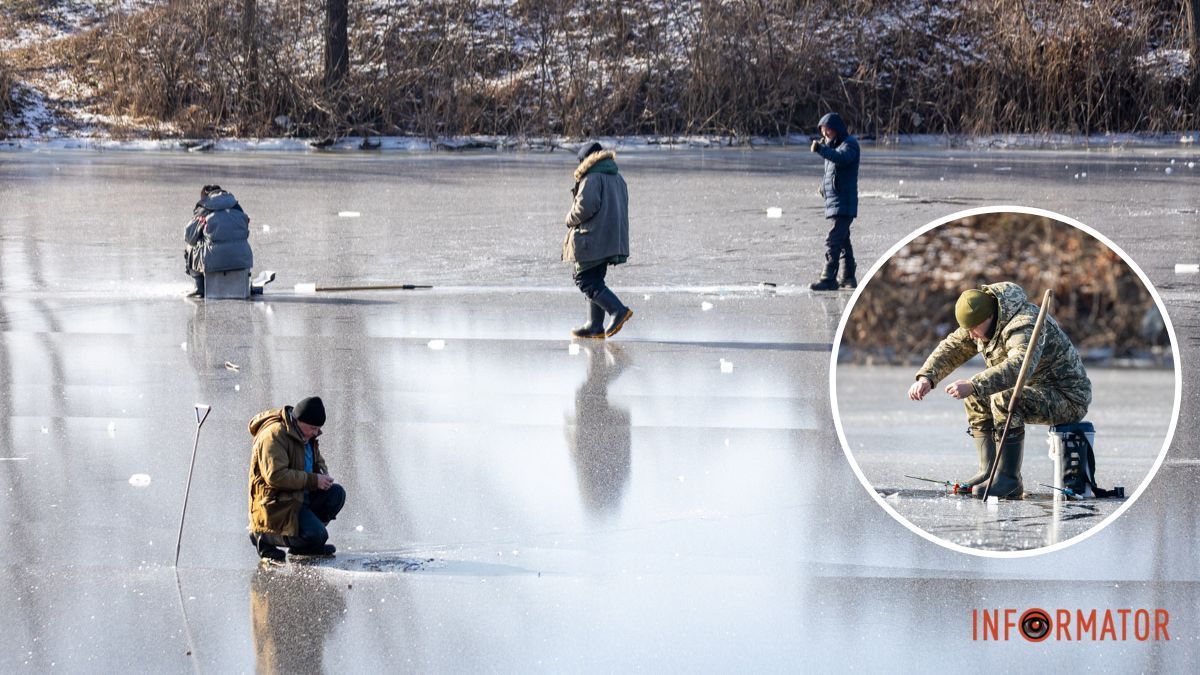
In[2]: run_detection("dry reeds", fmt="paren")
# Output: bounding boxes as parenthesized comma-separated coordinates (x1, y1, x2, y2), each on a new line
(35, 0, 1199, 139)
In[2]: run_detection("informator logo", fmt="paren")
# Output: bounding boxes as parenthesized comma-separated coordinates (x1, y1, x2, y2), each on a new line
(972, 608, 1171, 642)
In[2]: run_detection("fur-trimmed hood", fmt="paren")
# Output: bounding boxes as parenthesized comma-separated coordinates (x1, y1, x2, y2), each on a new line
(574, 150, 618, 182)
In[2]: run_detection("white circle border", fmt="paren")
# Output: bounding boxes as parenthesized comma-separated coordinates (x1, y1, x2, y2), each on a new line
(828, 205, 1183, 558)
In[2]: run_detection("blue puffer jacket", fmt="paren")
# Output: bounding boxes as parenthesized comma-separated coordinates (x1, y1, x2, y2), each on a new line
(816, 112, 860, 218)
(185, 191, 253, 273)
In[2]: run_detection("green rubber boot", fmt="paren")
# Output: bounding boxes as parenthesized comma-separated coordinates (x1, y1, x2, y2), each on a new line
(960, 433, 997, 489)
(973, 429, 1025, 499)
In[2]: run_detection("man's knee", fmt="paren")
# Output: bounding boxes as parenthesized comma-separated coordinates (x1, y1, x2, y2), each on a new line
(311, 483, 346, 523)
(326, 483, 346, 513)
(573, 272, 606, 299)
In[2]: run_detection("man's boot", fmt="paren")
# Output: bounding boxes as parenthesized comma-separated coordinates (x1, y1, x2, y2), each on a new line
(594, 288, 633, 338)
(571, 301, 607, 339)
(960, 433, 997, 491)
(810, 259, 840, 291)
(186, 275, 205, 299)
(838, 262, 857, 289)
(973, 430, 1025, 499)
(289, 543, 336, 557)
(249, 532, 285, 562)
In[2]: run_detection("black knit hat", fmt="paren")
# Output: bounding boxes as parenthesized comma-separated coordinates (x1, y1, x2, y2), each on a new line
(294, 396, 326, 426)
(576, 142, 603, 162)
(200, 184, 222, 199)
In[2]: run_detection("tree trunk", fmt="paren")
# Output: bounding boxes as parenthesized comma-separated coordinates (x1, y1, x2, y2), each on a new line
(242, 0, 258, 114)
(324, 0, 349, 91)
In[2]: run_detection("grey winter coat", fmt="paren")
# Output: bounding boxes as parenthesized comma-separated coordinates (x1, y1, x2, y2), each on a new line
(185, 191, 253, 273)
(562, 151, 630, 264)
(815, 112, 860, 218)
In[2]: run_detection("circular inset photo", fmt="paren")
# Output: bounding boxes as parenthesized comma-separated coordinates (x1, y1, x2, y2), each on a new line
(831, 206, 1180, 556)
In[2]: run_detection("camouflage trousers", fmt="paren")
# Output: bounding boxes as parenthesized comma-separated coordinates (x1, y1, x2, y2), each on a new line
(963, 385, 1089, 438)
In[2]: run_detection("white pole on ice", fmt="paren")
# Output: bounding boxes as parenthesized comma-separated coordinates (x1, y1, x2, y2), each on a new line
(175, 404, 211, 567)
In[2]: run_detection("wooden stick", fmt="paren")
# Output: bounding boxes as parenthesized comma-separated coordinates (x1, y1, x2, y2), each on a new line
(983, 290, 1053, 500)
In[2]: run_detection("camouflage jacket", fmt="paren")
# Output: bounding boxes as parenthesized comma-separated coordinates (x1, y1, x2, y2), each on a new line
(915, 282, 1091, 405)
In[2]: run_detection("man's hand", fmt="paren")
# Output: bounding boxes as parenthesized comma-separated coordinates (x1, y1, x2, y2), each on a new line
(810, 139, 821, 153)
(944, 380, 975, 400)
(908, 377, 932, 401)
(316, 474, 335, 491)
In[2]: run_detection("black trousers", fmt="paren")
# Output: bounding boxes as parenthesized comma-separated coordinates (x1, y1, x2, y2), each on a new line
(573, 263, 610, 301)
(822, 215, 856, 279)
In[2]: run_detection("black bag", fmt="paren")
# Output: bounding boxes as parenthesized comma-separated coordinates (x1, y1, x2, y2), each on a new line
(1051, 422, 1124, 499)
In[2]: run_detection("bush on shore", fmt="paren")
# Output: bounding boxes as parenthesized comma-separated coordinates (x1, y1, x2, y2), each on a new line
(39, 0, 1200, 139)
(841, 213, 1170, 365)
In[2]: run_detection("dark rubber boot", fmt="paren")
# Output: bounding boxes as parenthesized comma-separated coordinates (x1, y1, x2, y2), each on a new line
(960, 433, 997, 489)
(974, 430, 1025, 499)
(187, 275, 205, 299)
(812, 258, 840, 291)
(838, 260, 857, 289)
(250, 532, 285, 561)
(571, 301, 607, 339)
(289, 544, 336, 557)
(594, 288, 633, 338)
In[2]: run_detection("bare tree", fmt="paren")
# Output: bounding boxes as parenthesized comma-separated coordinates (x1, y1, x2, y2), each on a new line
(324, 0, 349, 91)
(1187, 0, 1200, 97)
(242, 0, 259, 112)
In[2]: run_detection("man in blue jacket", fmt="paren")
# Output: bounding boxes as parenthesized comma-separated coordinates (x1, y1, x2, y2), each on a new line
(184, 184, 253, 298)
(809, 112, 860, 291)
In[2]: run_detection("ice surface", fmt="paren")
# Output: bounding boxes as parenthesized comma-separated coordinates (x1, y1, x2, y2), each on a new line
(0, 148, 1197, 670)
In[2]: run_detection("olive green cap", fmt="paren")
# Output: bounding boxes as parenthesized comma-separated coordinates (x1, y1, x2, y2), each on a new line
(955, 289, 995, 329)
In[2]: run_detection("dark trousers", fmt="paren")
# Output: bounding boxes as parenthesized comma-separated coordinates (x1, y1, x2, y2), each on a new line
(822, 215, 856, 280)
(573, 263, 610, 301)
(287, 484, 346, 550)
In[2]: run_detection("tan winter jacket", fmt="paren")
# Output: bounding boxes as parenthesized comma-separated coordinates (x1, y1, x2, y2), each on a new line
(247, 407, 328, 537)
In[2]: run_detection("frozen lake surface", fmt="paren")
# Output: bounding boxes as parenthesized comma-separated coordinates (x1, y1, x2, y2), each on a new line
(0, 148, 1198, 670)
(838, 365, 1173, 551)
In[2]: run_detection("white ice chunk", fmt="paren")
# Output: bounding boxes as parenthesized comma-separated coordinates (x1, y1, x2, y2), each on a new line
(41, 426, 48, 434)
(766, 207, 782, 218)
(701, 301, 714, 311)
(356, 525, 364, 532)
(234, 384, 241, 391)
(107, 421, 116, 437)
(1175, 264, 1199, 274)
(1165, 167, 1174, 174)
(128, 474, 151, 487)
(987, 495, 999, 505)
(643, 294, 651, 300)
(568, 343, 580, 355)
(261, 224, 270, 233)
(719, 358, 734, 373)
(338, 211, 361, 218)
(294, 283, 317, 293)
(180, 342, 187, 351)
(428, 339, 446, 350)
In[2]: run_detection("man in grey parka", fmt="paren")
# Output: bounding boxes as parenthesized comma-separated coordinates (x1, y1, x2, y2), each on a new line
(184, 184, 253, 298)
(809, 112, 860, 291)
(562, 142, 633, 338)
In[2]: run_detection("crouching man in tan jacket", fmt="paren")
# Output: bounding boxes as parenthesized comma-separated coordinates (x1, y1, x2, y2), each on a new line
(247, 396, 346, 561)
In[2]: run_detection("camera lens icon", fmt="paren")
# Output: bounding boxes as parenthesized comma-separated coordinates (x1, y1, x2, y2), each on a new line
(1020, 608, 1052, 642)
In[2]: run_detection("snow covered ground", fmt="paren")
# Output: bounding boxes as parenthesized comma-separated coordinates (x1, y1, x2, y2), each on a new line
(0, 149, 1197, 670)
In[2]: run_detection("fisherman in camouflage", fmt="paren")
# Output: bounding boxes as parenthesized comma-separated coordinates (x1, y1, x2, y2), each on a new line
(907, 282, 1091, 498)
